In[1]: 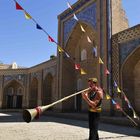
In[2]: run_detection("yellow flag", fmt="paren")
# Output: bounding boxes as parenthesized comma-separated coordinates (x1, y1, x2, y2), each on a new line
(133, 112, 137, 119)
(133, 111, 139, 120)
(106, 94, 111, 100)
(80, 68, 86, 75)
(58, 46, 64, 52)
(24, 12, 32, 19)
(117, 87, 121, 93)
(87, 36, 92, 43)
(80, 25, 85, 32)
(99, 57, 104, 64)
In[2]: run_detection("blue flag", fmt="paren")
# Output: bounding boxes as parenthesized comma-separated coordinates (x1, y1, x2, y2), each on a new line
(111, 99, 116, 105)
(36, 24, 42, 30)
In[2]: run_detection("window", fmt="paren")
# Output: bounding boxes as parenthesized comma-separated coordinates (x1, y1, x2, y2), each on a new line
(81, 49, 87, 61)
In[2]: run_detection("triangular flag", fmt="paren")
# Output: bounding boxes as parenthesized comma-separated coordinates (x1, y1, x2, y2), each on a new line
(99, 57, 104, 64)
(114, 81, 118, 87)
(24, 12, 32, 19)
(73, 14, 78, 21)
(133, 111, 137, 119)
(117, 87, 121, 93)
(48, 36, 55, 42)
(67, 2, 72, 9)
(87, 36, 92, 43)
(133, 111, 139, 120)
(111, 99, 116, 105)
(75, 64, 81, 70)
(93, 47, 97, 57)
(105, 68, 110, 75)
(16, 2, 23, 10)
(36, 24, 42, 30)
(80, 68, 86, 75)
(58, 46, 64, 52)
(115, 103, 121, 110)
(128, 103, 132, 109)
(65, 52, 70, 57)
(106, 94, 111, 100)
(124, 95, 129, 102)
(80, 25, 86, 32)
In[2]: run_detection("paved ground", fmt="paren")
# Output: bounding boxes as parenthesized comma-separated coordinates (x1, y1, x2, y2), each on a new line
(0, 112, 140, 140)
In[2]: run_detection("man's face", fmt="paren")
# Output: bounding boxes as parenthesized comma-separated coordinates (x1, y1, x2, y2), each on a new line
(88, 81, 96, 90)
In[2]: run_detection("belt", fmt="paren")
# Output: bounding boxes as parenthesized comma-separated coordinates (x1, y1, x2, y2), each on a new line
(89, 107, 101, 112)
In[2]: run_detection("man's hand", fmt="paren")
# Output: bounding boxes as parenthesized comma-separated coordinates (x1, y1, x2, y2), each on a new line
(82, 92, 88, 100)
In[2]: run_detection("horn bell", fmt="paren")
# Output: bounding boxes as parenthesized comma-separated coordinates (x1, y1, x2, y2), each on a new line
(23, 109, 37, 123)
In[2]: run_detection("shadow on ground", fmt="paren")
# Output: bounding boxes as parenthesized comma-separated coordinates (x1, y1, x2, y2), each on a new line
(0, 111, 140, 138)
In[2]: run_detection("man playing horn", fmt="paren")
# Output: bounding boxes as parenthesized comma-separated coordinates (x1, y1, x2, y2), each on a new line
(82, 78, 103, 140)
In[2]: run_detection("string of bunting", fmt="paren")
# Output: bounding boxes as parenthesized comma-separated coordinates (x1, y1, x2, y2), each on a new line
(13, 0, 139, 126)
(14, 0, 90, 75)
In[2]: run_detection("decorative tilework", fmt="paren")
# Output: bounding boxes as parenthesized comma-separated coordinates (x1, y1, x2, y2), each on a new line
(43, 66, 56, 78)
(31, 72, 41, 79)
(60, 0, 92, 20)
(4, 74, 25, 82)
(120, 38, 140, 65)
(63, 2, 97, 45)
(4, 74, 26, 86)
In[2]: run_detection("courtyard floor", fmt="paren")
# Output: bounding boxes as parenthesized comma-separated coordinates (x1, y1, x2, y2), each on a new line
(0, 112, 140, 140)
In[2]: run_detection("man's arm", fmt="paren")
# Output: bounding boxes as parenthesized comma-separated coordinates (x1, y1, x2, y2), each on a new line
(82, 89, 103, 108)
(82, 91, 94, 107)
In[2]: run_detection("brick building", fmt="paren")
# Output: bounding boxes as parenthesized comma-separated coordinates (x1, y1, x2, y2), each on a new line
(0, 0, 139, 116)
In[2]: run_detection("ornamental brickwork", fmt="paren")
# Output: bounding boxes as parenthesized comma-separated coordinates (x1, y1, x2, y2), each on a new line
(112, 24, 140, 114)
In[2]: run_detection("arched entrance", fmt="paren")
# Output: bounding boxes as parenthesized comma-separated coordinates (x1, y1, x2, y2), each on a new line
(121, 47, 140, 114)
(29, 78, 38, 108)
(134, 60, 140, 113)
(61, 22, 98, 111)
(3, 80, 23, 109)
(42, 73, 53, 107)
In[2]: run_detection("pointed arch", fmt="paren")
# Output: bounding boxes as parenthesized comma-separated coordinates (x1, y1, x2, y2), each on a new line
(121, 46, 140, 114)
(3, 80, 23, 109)
(64, 21, 97, 59)
(42, 73, 53, 107)
(60, 21, 98, 111)
(29, 77, 38, 108)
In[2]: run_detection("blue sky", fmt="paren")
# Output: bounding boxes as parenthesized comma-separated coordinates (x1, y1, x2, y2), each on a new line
(0, 0, 140, 67)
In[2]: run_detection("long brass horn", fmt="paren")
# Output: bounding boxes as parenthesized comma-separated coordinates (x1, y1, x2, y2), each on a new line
(23, 87, 90, 123)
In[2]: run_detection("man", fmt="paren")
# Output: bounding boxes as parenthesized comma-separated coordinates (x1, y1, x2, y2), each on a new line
(82, 78, 103, 140)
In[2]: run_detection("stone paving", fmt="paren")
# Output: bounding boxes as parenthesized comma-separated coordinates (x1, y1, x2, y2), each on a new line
(0, 112, 140, 140)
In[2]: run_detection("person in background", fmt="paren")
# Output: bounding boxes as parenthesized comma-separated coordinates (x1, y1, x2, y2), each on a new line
(82, 78, 103, 140)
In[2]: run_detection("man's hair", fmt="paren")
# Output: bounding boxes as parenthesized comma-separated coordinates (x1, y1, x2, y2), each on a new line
(88, 77, 98, 83)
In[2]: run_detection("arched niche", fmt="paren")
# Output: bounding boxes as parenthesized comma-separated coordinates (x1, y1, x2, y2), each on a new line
(121, 46, 140, 114)
(3, 80, 23, 109)
(42, 73, 53, 108)
(29, 77, 38, 108)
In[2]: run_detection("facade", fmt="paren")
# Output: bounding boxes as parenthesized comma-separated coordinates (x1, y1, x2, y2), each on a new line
(0, 0, 139, 116)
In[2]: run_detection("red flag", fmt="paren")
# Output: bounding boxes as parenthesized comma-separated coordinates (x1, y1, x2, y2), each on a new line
(124, 95, 128, 102)
(115, 103, 121, 110)
(75, 64, 81, 70)
(48, 36, 55, 42)
(105, 68, 110, 75)
(16, 2, 23, 10)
